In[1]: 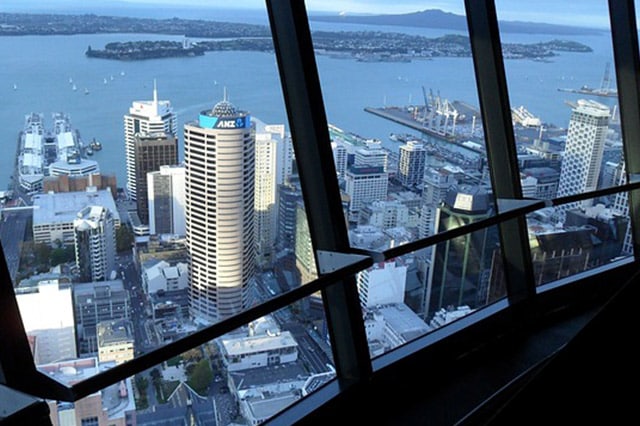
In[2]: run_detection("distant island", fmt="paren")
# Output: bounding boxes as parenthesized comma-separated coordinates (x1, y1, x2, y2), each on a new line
(309, 9, 605, 36)
(0, 12, 594, 62)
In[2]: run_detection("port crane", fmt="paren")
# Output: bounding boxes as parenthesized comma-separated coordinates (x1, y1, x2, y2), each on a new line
(419, 86, 459, 138)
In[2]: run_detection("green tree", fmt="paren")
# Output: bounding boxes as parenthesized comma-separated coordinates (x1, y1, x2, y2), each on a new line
(116, 225, 134, 252)
(50, 246, 75, 266)
(187, 359, 213, 395)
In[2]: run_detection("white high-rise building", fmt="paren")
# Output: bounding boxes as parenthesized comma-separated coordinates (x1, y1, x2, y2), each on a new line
(357, 260, 408, 309)
(147, 164, 186, 236)
(73, 205, 116, 282)
(398, 141, 427, 187)
(124, 81, 177, 201)
(254, 119, 293, 267)
(331, 140, 348, 178)
(15, 280, 76, 365)
(556, 99, 610, 215)
(184, 98, 256, 323)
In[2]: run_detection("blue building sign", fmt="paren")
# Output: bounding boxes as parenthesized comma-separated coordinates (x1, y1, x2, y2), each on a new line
(199, 113, 251, 129)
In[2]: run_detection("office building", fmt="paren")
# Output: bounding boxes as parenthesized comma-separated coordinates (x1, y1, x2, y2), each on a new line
(398, 140, 427, 187)
(132, 132, 178, 224)
(15, 280, 76, 365)
(556, 99, 610, 216)
(124, 82, 177, 201)
(426, 185, 499, 319)
(31, 187, 120, 245)
(147, 164, 186, 236)
(345, 165, 388, 222)
(184, 97, 256, 323)
(96, 319, 135, 365)
(74, 281, 130, 355)
(254, 119, 292, 267)
(73, 205, 117, 282)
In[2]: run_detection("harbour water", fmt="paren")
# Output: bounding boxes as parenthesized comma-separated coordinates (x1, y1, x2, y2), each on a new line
(0, 10, 619, 190)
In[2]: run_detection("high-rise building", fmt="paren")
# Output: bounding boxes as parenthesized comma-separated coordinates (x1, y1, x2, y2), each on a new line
(74, 205, 116, 283)
(556, 99, 610, 215)
(345, 165, 388, 222)
(276, 175, 302, 253)
(15, 280, 76, 365)
(254, 119, 293, 267)
(426, 185, 498, 320)
(124, 82, 177, 201)
(132, 132, 178, 224)
(147, 164, 186, 236)
(398, 140, 427, 187)
(184, 97, 256, 323)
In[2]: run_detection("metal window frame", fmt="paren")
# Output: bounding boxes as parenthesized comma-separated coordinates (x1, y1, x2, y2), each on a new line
(608, 0, 640, 258)
(266, 0, 373, 388)
(464, 0, 536, 308)
(0, 1, 639, 420)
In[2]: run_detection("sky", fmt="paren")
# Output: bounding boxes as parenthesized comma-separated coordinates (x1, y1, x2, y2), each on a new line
(2, 0, 613, 29)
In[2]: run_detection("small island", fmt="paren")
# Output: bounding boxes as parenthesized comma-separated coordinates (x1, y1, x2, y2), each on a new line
(86, 41, 205, 60)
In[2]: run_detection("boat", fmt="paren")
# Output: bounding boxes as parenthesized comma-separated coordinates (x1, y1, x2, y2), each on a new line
(89, 138, 102, 151)
(84, 88, 90, 95)
(13, 84, 17, 90)
(69, 77, 73, 84)
(103, 78, 108, 84)
(72, 84, 77, 91)
(85, 147, 93, 156)
(120, 71, 125, 76)
(16, 113, 98, 193)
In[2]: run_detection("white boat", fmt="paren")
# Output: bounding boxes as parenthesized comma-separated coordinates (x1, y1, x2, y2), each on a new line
(84, 88, 90, 95)
(72, 84, 77, 91)
(103, 78, 108, 84)
(120, 71, 125, 76)
(13, 83, 17, 90)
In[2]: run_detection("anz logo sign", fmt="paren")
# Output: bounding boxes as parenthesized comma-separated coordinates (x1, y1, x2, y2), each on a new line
(215, 116, 250, 129)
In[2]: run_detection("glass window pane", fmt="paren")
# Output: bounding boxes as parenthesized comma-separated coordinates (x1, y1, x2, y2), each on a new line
(495, 0, 633, 285)
(305, 0, 507, 352)
(1, 0, 323, 395)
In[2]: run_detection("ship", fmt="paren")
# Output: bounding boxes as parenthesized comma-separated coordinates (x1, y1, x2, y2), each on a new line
(16, 113, 99, 193)
(557, 62, 618, 98)
(511, 105, 542, 127)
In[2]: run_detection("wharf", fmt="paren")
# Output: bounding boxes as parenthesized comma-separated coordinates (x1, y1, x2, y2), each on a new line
(365, 106, 458, 142)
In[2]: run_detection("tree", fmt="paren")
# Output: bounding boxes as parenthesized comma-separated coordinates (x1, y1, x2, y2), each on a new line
(116, 225, 134, 252)
(187, 359, 213, 395)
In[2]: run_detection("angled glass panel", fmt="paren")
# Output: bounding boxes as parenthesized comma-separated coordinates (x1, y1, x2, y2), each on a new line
(0, 2, 322, 405)
(495, 0, 634, 286)
(304, 0, 506, 341)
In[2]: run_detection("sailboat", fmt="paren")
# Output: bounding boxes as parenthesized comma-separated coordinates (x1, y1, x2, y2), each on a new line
(72, 84, 77, 91)
(84, 88, 90, 95)
(13, 83, 17, 90)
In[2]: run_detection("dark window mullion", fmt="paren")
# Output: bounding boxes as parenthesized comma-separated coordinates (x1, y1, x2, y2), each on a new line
(464, 0, 536, 305)
(608, 0, 640, 259)
(266, 0, 372, 388)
